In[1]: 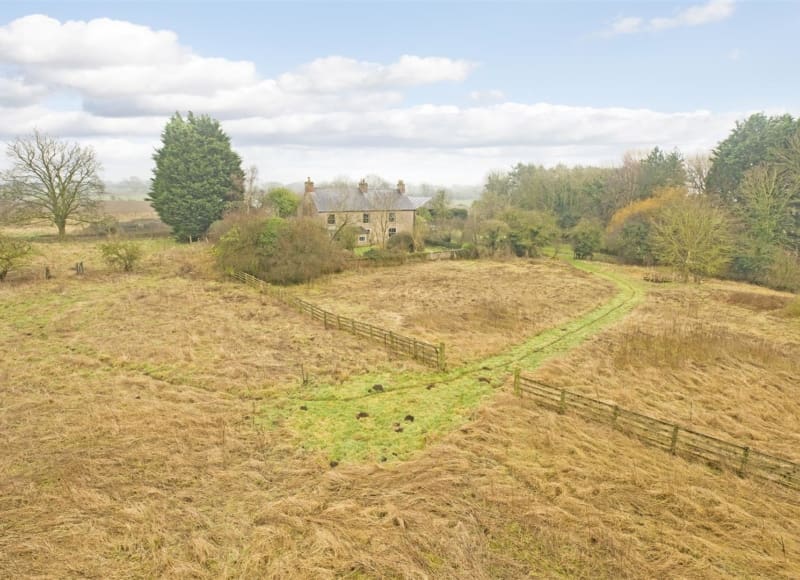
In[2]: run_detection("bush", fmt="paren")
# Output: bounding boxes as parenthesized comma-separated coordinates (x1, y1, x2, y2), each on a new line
(83, 215, 119, 236)
(333, 224, 360, 251)
(570, 219, 603, 260)
(99, 240, 143, 272)
(0, 235, 32, 281)
(387, 231, 415, 253)
(764, 249, 800, 292)
(214, 215, 347, 284)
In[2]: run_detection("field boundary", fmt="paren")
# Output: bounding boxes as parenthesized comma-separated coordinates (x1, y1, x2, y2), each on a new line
(230, 270, 446, 369)
(348, 248, 469, 268)
(513, 372, 800, 491)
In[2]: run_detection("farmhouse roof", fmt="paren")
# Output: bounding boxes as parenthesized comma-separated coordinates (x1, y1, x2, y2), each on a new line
(310, 188, 430, 213)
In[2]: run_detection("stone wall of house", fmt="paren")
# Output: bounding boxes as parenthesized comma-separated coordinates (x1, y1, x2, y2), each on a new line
(320, 209, 416, 246)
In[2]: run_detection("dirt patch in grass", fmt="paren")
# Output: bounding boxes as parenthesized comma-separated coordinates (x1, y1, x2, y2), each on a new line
(295, 259, 617, 365)
(534, 272, 800, 461)
(723, 290, 792, 311)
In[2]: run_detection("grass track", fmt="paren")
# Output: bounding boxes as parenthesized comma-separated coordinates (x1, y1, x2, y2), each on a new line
(258, 259, 647, 462)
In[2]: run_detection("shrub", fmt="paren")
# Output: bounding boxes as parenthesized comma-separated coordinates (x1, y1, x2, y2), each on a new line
(764, 249, 800, 292)
(214, 215, 347, 284)
(0, 235, 32, 281)
(99, 240, 143, 272)
(387, 231, 415, 253)
(333, 224, 360, 251)
(570, 219, 603, 260)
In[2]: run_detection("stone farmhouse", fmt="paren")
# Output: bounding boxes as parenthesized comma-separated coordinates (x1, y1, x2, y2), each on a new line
(302, 178, 430, 247)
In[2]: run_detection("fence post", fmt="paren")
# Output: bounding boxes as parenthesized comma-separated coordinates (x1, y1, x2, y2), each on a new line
(739, 446, 750, 477)
(513, 368, 521, 397)
(437, 342, 446, 371)
(351, 319, 356, 334)
(559, 389, 566, 414)
(670, 425, 679, 455)
(612, 405, 619, 428)
(337, 315, 342, 330)
(413, 339, 418, 361)
(323, 311, 329, 329)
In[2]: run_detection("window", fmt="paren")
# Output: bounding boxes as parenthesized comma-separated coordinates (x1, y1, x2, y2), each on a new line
(362, 213, 370, 223)
(327, 214, 335, 225)
(358, 235, 367, 242)
(388, 212, 396, 222)
(388, 227, 397, 237)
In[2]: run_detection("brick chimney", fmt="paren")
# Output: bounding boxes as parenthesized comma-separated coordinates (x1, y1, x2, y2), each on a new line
(304, 177, 314, 193)
(358, 178, 368, 194)
(397, 179, 406, 194)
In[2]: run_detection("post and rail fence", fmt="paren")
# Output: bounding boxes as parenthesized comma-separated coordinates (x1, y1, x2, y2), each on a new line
(230, 270, 446, 370)
(513, 370, 800, 492)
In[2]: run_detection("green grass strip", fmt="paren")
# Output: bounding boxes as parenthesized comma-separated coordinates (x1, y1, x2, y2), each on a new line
(258, 260, 646, 463)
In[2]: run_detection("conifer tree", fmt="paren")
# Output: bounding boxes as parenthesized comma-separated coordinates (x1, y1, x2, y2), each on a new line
(149, 112, 244, 241)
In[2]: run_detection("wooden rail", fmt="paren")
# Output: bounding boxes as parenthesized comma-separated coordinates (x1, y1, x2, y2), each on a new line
(514, 372, 800, 491)
(231, 270, 445, 370)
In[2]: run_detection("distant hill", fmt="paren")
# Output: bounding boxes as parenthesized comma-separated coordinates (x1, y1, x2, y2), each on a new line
(103, 177, 150, 200)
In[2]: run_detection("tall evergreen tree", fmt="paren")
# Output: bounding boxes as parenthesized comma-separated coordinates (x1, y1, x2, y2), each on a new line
(149, 112, 244, 241)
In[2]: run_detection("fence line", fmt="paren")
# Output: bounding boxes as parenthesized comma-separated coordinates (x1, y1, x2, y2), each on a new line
(348, 248, 469, 269)
(513, 371, 800, 491)
(230, 270, 445, 370)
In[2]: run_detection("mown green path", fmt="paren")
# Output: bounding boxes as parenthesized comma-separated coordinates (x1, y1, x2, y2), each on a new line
(259, 260, 646, 463)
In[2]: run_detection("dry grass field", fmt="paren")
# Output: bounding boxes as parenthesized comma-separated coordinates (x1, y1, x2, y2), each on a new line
(2, 239, 799, 578)
(534, 266, 800, 462)
(296, 259, 617, 364)
(102, 200, 159, 221)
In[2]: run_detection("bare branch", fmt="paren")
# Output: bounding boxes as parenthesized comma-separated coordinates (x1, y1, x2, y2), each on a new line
(2, 131, 105, 236)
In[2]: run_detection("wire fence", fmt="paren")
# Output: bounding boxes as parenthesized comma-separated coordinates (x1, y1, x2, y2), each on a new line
(513, 372, 800, 491)
(231, 270, 445, 369)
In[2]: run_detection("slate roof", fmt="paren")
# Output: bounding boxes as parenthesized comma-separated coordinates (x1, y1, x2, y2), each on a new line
(310, 188, 430, 213)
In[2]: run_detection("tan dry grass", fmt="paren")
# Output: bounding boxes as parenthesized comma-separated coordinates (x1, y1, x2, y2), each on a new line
(3, 249, 799, 578)
(296, 259, 617, 365)
(534, 269, 800, 462)
(103, 200, 159, 221)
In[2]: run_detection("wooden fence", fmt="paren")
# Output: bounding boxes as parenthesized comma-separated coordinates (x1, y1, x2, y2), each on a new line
(231, 270, 445, 369)
(348, 248, 469, 269)
(514, 372, 800, 491)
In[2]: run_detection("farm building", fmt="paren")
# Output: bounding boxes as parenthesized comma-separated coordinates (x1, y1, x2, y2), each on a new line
(302, 178, 430, 247)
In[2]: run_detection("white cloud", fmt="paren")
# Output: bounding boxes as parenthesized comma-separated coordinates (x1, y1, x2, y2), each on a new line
(606, 0, 735, 36)
(609, 17, 644, 36)
(277, 55, 474, 93)
(470, 90, 505, 103)
(0, 12, 777, 185)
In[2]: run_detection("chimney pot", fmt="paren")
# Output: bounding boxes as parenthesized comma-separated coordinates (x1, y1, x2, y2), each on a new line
(304, 177, 314, 193)
(358, 179, 368, 194)
(397, 179, 406, 194)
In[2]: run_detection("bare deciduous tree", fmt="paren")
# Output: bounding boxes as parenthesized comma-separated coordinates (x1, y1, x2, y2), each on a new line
(687, 153, 712, 196)
(2, 131, 104, 237)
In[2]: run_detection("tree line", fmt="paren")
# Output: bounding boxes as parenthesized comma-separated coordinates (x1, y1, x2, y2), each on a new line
(1, 111, 799, 289)
(469, 113, 800, 289)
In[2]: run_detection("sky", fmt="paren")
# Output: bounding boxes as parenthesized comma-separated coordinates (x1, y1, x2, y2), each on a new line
(0, 0, 797, 186)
